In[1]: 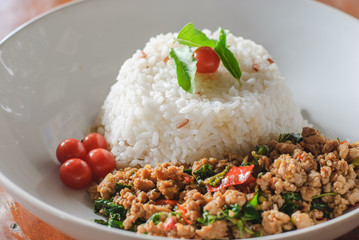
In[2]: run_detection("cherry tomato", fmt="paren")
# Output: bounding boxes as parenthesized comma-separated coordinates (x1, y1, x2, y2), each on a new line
(193, 46, 220, 74)
(86, 148, 116, 180)
(82, 133, 107, 152)
(56, 138, 86, 164)
(60, 158, 92, 189)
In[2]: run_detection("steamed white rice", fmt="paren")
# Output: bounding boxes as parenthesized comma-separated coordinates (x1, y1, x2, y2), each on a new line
(99, 29, 307, 167)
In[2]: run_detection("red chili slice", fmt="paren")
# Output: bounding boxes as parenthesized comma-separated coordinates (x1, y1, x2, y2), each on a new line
(155, 199, 178, 206)
(184, 175, 193, 182)
(177, 203, 192, 225)
(164, 216, 177, 230)
(207, 165, 255, 192)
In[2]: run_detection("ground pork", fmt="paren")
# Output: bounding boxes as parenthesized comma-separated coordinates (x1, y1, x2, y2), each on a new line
(261, 209, 292, 234)
(223, 189, 247, 206)
(291, 211, 313, 229)
(196, 220, 228, 239)
(91, 127, 359, 239)
(271, 154, 307, 187)
(97, 173, 116, 199)
(157, 180, 180, 199)
(203, 192, 225, 215)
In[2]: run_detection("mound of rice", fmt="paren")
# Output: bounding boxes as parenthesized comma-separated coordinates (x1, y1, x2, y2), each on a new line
(99, 29, 307, 167)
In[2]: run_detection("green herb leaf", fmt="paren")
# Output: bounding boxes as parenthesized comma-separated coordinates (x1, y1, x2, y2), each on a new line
(183, 168, 192, 175)
(278, 133, 303, 144)
(108, 218, 124, 229)
(229, 204, 241, 218)
(94, 219, 108, 225)
(282, 192, 302, 201)
(176, 23, 217, 48)
(169, 47, 197, 93)
(147, 212, 165, 225)
(310, 200, 329, 211)
(214, 29, 242, 84)
(236, 219, 244, 237)
(242, 204, 261, 221)
(312, 192, 339, 199)
(280, 200, 299, 216)
(242, 193, 261, 221)
(193, 164, 214, 180)
(94, 199, 127, 219)
(255, 145, 269, 156)
(207, 165, 231, 187)
(279, 192, 302, 216)
(248, 192, 259, 208)
(352, 158, 359, 166)
(115, 183, 132, 193)
(197, 210, 218, 225)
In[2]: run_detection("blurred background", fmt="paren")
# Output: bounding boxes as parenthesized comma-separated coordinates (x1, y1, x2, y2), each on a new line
(0, 0, 358, 40)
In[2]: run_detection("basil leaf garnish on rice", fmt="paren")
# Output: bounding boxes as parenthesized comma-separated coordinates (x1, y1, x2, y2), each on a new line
(170, 23, 242, 93)
(177, 23, 217, 48)
(169, 46, 197, 93)
(214, 29, 242, 84)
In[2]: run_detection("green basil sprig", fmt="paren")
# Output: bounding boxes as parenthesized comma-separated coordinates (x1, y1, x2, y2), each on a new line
(177, 23, 217, 48)
(214, 29, 242, 81)
(169, 47, 197, 93)
(170, 23, 242, 93)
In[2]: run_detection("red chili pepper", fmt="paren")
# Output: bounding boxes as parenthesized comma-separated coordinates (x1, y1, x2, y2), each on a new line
(176, 203, 192, 225)
(207, 165, 255, 192)
(164, 216, 177, 230)
(298, 154, 303, 160)
(184, 175, 193, 182)
(340, 141, 348, 145)
(155, 199, 178, 206)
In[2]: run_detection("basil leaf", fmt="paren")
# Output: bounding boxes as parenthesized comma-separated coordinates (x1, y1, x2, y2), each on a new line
(281, 192, 302, 201)
(183, 168, 192, 175)
(312, 192, 338, 199)
(108, 218, 124, 229)
(147, 212, 164, 225)
(255, 145, 269, 156)
(237, 219, 244, 238)
(279, 192, 302, 216)
(177, 23, 217, 48)
(197, 210, 218, 225)
(169, 47, 197, 93)
(229, 204, 241, 218)
(214, 29, 242, 84)
(94, 199, 127, 219)
(310, 200, 329, 211)
(94, 219, 108, 225)
(248, 192, 259, 208)
(278, 133, 303, 144)
(193, 164, 214, 180)
(242, 204, 261, 221)
(280, 200, 299, 216)
(207, 165, 231, 187)
(115, 183, 132, 193)
(94, 217, 125, 229)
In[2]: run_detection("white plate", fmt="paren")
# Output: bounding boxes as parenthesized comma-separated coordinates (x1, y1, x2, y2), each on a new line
(0, 0, 358, 239)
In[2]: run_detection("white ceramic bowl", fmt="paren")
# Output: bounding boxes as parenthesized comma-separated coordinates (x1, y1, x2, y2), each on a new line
(0, 0, 358, 239)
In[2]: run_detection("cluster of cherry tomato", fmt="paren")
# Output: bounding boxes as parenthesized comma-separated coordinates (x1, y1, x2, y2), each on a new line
(56, 133, 116, 189)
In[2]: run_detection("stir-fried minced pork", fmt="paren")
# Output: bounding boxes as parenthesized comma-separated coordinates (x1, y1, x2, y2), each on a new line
(89, 127, 359, 238)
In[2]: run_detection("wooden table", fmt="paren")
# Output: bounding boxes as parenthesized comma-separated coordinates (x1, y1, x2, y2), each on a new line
(0, 0, 358, 239)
